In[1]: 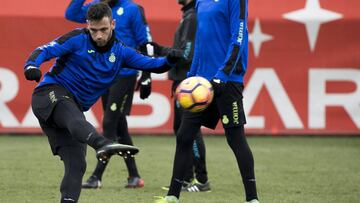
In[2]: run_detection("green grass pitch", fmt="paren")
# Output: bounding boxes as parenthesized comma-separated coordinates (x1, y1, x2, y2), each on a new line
(0, 135, 359, 203)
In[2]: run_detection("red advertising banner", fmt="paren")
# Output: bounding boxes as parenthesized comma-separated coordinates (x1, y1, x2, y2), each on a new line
(0, 0, 359, 135)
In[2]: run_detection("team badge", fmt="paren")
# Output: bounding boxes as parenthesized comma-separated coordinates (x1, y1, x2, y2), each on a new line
(110, 103, 117, 111)
(222, 115, 229, 125)
(109, 53, 116, 63)
(117, 7, 124, 16)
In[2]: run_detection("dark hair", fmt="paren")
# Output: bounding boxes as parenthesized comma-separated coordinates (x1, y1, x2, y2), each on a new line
(100, 0, 119, 7)
(86, 3, 113, 21)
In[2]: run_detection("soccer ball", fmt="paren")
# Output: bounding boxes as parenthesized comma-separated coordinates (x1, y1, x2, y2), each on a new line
(175, 76, 214, 112)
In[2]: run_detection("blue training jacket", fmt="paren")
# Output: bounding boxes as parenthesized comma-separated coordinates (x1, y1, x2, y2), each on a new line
(65, 0, 152, 77)
(188, 0, 248, 83)
(24, 28, 171, 111)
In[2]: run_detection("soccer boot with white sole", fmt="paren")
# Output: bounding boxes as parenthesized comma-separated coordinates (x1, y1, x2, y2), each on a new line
(245, 199, 260, 203)
(182, 179, 211, 192)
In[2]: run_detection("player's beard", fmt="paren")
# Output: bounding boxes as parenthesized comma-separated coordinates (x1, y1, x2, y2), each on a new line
(96, 40, 106, 47)
(96, 31, 112, 47)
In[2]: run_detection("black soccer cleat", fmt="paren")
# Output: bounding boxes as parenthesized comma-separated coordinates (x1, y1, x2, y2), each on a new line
(82, 175, 101, 189)
(96, 143, 139, 163)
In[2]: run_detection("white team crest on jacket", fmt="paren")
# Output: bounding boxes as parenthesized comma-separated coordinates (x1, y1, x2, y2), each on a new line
(110, 103, 117, 111)
(117, 7, 124, 16)
(109, 53, 116, 63)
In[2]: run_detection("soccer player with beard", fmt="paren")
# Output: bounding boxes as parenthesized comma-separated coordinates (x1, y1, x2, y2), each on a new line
(25, 3, 181, 202)
(65, 0, 153, 189)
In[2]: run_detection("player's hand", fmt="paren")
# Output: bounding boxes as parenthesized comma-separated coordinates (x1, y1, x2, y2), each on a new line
(166, 49, 183, 64)
(149, 42, 164, 56)
(136, 72, 152, 99)
(24, 66, 42, 82)
(210, 78, 226, 97)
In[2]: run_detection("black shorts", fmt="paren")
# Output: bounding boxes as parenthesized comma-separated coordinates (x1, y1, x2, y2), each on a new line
(101, 75, 137, 115)
(40, 121, 87, 156)
(183, 82, 246, 129)
(32, 84, 86, 155)
(31, 84, 80, 123)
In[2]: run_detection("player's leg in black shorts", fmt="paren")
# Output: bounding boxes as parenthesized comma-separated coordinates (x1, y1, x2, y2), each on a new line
(90, 75, 141, 185)
(172, 80, 208, 185)
(216, 82, 258, 202)
(31, 84, 104, 202)
(167, 98, 219, 198)
(31, 85, 115, 150)
(40, 121, 87, 203)
(32, 84, 139, 201)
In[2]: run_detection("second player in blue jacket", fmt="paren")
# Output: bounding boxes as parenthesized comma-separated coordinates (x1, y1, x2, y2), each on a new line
(155, 0, 259, 202)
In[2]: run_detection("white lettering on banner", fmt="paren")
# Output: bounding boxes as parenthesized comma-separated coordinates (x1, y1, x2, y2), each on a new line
(128, 92, 171, 128)
(20, 92, 170, 129)
(1, 67, 359, 132)
(21, 108, 39, 127)
(309, 68, 360, 129)
(151, 73, 167, 80)
(137, 73, 167, 81)
(243, 68, 304, 129)
(84, 111, 100, 127)
(0, 67, 20, 127)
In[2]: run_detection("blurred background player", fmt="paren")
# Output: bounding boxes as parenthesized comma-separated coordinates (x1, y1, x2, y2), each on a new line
(152, 0, 210, 193)
(24, 3, 181, 202)
(65, 0, 153, 189)
(154, 0, 259, 202)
